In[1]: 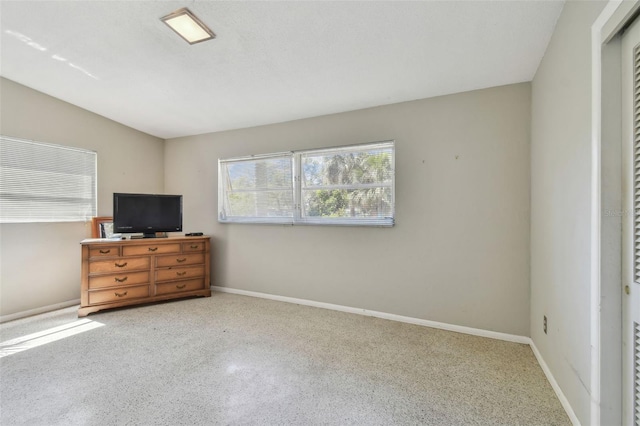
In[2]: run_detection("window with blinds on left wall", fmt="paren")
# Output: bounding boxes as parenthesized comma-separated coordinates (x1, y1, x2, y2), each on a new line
(0, 136, 97, 223)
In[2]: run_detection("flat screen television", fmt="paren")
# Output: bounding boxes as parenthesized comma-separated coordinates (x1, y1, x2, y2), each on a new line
(113, 193, 182, 238)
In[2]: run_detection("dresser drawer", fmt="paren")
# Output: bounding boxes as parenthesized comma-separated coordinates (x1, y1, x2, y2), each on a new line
(182, 242, 205, 253)
(88, 285, 149, 304)
(89, 245, 120, 258)
(156, 265, 204, 282)
(89, 257, 150, 274)
(123, 243, 181, 257)
(156, 253, 204, 268)
(89, 271, 150, 290)
(156, 278, 205, 296)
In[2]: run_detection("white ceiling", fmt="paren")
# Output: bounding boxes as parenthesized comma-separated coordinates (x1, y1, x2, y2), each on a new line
(0, 1, 564, 140)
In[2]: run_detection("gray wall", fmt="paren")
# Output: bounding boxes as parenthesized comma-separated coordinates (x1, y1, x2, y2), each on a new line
(530, 1, 607, 424)
(0, 77, 165, 316)
(165, 83, 532, 336)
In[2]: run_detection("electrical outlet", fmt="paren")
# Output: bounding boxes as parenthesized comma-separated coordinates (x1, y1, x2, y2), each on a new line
(543, 315, 548, 334)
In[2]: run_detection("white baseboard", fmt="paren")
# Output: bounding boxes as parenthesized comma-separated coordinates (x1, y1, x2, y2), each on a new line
(211, 286, 530, 344)
(529, 340, 581, 426)
(0, 299, 80, 323)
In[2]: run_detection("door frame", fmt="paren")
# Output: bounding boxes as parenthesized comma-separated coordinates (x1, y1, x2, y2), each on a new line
(593, 1, 640, 424)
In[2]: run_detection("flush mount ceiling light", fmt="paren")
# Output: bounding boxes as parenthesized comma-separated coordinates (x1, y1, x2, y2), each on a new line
(161, 7, 215, 45)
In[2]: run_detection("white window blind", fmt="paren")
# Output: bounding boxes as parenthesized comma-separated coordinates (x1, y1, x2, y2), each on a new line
(0, 136, 97, 223)
(218, 141, 395, 226)
(218, 153, 294, 224)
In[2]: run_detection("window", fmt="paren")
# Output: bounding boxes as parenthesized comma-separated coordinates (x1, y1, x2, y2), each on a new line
(0, 136, 97, 223)
(219, 141, 394, 226)
(218, 153, 294, 224)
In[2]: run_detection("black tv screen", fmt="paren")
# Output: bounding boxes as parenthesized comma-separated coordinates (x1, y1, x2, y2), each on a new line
(113, 193, 182, 238)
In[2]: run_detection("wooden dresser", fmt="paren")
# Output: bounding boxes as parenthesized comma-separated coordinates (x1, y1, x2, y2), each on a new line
(79, 236, 211, 317)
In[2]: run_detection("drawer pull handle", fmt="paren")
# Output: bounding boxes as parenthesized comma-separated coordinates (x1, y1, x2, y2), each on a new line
(190, 245, 199, 249)
(176, 284, 186, 289)
(148, 247, 158, 252)
(115, 262, 128, 268)
(115, 291, 128, 297)
(99, 249, 111, 254)
(176, 258, 187, 263)
(177, 271, 187, 276)
(114, 276, 128, 283)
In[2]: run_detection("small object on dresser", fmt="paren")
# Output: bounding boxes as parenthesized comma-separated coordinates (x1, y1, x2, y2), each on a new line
(185, 232, 203, 236)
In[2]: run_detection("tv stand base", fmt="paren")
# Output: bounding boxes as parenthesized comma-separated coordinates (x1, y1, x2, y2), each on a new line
(131, 232, 168, 239)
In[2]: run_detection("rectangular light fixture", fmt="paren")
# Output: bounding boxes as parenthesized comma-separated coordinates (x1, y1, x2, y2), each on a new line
(161, 8, 215, 45)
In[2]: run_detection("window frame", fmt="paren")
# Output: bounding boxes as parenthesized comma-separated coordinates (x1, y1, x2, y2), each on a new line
(0, 135, 97, 223)
(218, 140, 395, 227)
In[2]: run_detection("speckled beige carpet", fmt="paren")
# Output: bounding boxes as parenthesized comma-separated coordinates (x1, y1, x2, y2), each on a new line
(0, 292, 569, 425)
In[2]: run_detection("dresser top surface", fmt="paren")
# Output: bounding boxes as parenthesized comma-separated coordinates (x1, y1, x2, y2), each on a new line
(81, 236, 209, 246)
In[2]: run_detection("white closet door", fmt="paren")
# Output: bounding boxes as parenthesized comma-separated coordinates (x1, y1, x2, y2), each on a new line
(622, 15, 640, 426)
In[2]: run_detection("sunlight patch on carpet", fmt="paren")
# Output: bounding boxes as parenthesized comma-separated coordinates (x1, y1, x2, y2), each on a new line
(0, 319, 104, 358)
